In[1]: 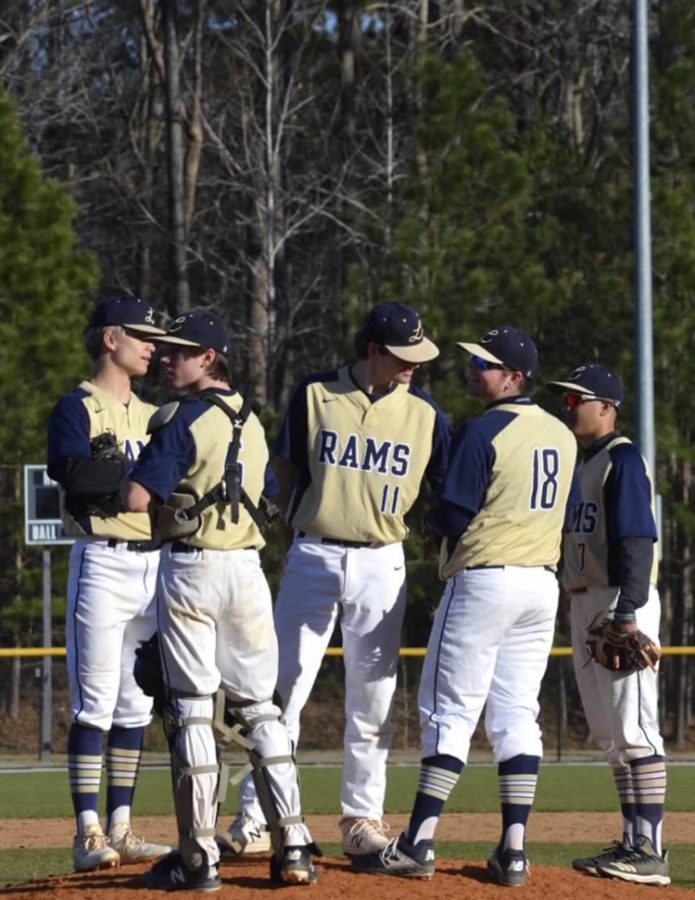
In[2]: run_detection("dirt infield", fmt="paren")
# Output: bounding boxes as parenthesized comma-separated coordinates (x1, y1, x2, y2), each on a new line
(3, 813, 695, 898)
(3, 810, 695, 849)
(6, 855, 695, 900)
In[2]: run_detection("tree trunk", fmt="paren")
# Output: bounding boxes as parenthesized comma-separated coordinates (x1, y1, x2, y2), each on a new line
(162, 0, 190, 315)
(183, 0, 205, 239)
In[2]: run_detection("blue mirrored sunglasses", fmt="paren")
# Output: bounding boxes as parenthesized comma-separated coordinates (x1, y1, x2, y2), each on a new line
(471, 354, 508, 372)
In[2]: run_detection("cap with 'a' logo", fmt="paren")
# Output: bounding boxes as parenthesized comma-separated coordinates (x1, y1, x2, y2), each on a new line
(360, 302, 439, 363)
(89, 295, 165, 336)
(158, 309, 230, 354)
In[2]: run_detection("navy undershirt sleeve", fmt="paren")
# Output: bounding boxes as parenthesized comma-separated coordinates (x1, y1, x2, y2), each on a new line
(275, 373, 339, 469)
(425, 406, 451, 497)
(604, 443, 657, 613)
(47, 392, 128, 494)
(47, 393, 91, 465)
(129, 407, 198, 502)
(604, 443, 657, 541)
(264, 464, 280, 498)
(614, 537, 654, 616)
(426, 416, 502, 538)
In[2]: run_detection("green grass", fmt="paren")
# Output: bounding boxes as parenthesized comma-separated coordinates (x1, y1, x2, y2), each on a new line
(1, 765, 694, 889)
(1, 764, 693, 818)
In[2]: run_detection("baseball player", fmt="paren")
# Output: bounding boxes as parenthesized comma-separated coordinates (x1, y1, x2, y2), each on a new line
(546, 363, 669, 886)
(225, 302, 449, 859)
(124, 309, 319, 892)
(354, 326, 578, 885)
(46, 295, 171, 872)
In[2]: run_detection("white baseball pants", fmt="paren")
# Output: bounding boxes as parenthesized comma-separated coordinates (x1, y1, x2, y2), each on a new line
(570, 585, 664, 765)
(66, 539, 159, 731)
(240, 536, 407, 820)
(419, 565, 558, 763)
(157, 545, 309, 865)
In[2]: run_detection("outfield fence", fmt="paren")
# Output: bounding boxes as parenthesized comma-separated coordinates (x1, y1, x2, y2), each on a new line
(1, 646, 694, 762)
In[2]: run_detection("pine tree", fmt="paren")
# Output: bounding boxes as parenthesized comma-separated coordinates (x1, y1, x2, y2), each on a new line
(0, 88, 98, 657)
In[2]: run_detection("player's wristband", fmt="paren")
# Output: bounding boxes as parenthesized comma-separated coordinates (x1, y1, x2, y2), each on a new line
(613, 610, 637, 622)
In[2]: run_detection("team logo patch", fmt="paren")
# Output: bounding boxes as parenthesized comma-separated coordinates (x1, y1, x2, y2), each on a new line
(408, 321, 424, 343)
(144, 307, 155, 324)
(169, 315, 187, 333)
(569, 366, 587, 381)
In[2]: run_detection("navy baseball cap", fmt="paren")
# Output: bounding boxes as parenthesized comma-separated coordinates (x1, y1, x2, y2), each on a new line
(546, 363, 623, 406)
(458, 325, 538, 379)
(360, 302, 439, 363)
(89, 295, 165, 336)
(157, 309, 230, 354)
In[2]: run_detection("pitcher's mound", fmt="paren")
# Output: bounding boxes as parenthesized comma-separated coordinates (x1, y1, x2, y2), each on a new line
(4, 855, 692, 899)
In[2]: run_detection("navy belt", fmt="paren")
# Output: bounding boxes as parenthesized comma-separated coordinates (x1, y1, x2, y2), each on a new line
(106, 539, 159, 552)
(170, 541, 257, 554)
(298, 531, 373, 549)
(464, 564, 555, 573)
(170, 541, 197, 553)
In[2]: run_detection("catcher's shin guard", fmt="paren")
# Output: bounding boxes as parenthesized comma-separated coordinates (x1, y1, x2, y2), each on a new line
(213, 692, 306, 856)
(163, 693, 220, 866)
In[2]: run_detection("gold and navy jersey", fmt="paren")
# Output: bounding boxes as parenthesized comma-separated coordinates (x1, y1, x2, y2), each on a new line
(47, 381, 156, 540)
(562, 433, 658, 590)
(437, 397, 578, 579)
(130, 389, 270, 550)
(278, 366, 450, 544)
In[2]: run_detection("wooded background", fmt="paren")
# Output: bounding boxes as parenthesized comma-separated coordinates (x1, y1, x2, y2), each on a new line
(0, 1, 693, 751)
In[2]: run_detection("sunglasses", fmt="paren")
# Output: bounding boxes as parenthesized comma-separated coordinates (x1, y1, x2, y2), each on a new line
(563, 392, 615, 409)
(471, 354, 509, 372)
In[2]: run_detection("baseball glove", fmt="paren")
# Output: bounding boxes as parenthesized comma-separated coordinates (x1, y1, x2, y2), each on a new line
(586, 618, 660, 672)
(90, 431, 125, 462)
(86, 432, 128, 518)
(133, 633, 165, 717)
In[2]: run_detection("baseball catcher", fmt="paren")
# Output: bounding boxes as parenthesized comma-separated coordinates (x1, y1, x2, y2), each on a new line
(586, 617, 660, 672)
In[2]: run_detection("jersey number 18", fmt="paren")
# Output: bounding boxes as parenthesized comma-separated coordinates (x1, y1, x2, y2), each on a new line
(530, 448, 559, 510)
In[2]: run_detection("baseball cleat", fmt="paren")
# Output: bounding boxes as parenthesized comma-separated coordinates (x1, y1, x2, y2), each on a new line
(216, 812, 271, 856)
(72, 823, 120, 871)
(487, 844, 530, 887)
(340, 816, 390, 856)
(108, 822, 173, 863)
(596, 836, 670, 886)
(572, 840, 631, 876)
(141, 850, 221, 892)
(351, 833, 435, 878)
(270, 844, 320, 884)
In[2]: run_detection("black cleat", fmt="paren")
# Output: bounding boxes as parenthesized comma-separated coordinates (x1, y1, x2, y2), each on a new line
(487, 844, 530, 887)
(572, 841, 631, 877)
(142, 850, 221, 893)
(351, 834, 435, 878)
(270, 843, 320, 885)
(596, 836, 670, 886)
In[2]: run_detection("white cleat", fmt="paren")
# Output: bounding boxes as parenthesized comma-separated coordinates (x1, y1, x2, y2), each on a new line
(216, 812, 271, 856)
(340, 817, 390, 856)
(72, 823, 120, 872)
(108, 822, 173, 863)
